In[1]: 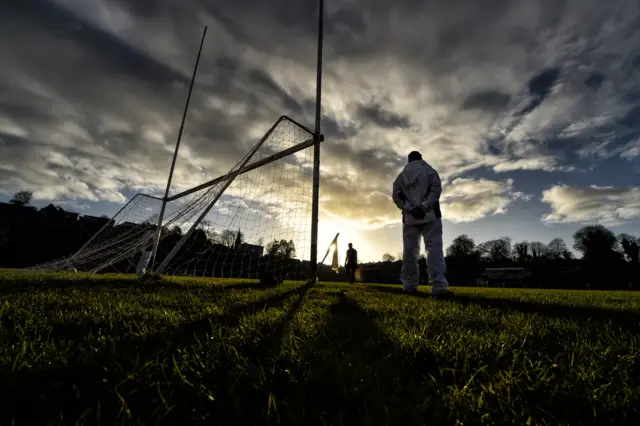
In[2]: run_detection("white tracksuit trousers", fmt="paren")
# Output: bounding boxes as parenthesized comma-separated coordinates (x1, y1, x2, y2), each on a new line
(400, 218, 449, 293)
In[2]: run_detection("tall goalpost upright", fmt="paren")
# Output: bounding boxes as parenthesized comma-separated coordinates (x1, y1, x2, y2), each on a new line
(310, 0, 324, 275)
(150, 26, 208, 271)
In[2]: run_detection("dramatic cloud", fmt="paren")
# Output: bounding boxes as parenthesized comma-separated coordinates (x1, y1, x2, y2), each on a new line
(1, 0, 640, 244)
(441, 178, 530, 223)
(541, 185, 640, 225)
(621, 140, 640, 159)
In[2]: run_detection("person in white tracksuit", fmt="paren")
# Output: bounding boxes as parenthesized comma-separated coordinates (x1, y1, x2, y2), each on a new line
(392, 151, 452, 297)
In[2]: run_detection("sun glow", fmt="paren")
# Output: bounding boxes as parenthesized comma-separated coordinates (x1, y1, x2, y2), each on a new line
(318, 218, 359, 265)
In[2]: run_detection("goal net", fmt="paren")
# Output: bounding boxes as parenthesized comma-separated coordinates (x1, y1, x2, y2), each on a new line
(27, 116, 316, 282)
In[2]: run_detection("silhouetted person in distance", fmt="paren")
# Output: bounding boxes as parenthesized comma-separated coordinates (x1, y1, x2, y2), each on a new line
(345, 243, 358, 284)
(392, 151, 453, 298)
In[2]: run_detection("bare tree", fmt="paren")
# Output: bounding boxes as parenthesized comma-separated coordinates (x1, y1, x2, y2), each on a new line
(447, 234, 476, 258)
(265, 239, 296, 259)
(219, 229, 237, 247)
(199, 220, 221, 244)
(618, 233, 640, 264)
(477, 237, 511, 262)
(382, 253, 396, 262)
(10, 191, 33, 206)
(530, 242, 548, 259)
(513, 241, 529, 262)
(548, 238, 568, 259)
(573, 225, 619, 260)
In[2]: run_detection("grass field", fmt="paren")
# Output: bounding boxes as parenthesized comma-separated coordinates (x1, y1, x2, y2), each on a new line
(1, 270, 640, 425)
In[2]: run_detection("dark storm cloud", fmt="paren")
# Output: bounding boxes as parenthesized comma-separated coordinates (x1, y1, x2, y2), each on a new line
(356, 104, 411, 129)
(573, 102, 640, 160)
(3, 0, 190, 88)
(198, 0, 320, 57)
(480, 67, 564, 165)
(519, 68, 561, 116)
(528, 68, 561, 98)
(322, 116, 359, 140)
(618, 104, 640, 128)
(585, 72, 605, 90)
(325, 8, 367, 38)
(325, 143, 404, 180)
(0, 133, 24, 148)
(461, 91, 512, 112)
(246, 69, 305, 115)
(498, 67, 562, 137)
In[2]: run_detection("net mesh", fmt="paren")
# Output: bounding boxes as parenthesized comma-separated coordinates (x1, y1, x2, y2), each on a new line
(27, 117, 315, 282)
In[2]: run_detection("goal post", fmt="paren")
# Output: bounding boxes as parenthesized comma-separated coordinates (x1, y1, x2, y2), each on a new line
(310, 0, 325, 276)
(23, 0, 327, 281)
(150, 26, 208, 271)
(25, 116, 325, 283)
(152, 116, 317, 277)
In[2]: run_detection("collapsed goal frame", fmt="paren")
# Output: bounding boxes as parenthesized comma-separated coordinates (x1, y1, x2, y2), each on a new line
(151, 115, 323, 278)
(27, 115, 324, 280)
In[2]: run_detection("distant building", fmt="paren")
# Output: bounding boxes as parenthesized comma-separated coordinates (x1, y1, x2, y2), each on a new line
(237, 243, 263, 258)
(481, 267, 527, 287)
(118, 221, 141, 230)
(40, 204, 79, 221)
(231, 229, 263, 260)
(0, 202, 38, 222)
(80, 215, 111, 226)
(0, 202, 41, 244)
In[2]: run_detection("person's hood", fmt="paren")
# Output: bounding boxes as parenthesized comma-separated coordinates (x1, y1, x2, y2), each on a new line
(400, 159, 428, 186)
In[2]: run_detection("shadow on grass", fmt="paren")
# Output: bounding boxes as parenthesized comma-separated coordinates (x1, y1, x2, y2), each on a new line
(154, 280, 316, 354)
(364, 285, 640, 330)
(154, 288, 445, 425)
(0, 283, 313, 425)
(268, 291, 445, 426)
(285, 291, 640, 426)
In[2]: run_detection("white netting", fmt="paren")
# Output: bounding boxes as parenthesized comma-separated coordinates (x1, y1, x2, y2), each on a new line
(27, 117, 316, 282)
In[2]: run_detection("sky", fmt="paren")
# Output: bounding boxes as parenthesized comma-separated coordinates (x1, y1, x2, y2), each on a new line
(1, 0, 640, 263)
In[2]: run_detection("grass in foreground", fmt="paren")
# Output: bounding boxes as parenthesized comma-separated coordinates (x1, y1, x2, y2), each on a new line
(1, 271, 640, 425)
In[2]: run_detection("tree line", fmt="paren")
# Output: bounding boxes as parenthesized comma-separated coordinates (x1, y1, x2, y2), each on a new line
(374, 226, 640, 289)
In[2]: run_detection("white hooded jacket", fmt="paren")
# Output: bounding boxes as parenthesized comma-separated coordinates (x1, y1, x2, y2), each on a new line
(392, 159, 443, 226)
